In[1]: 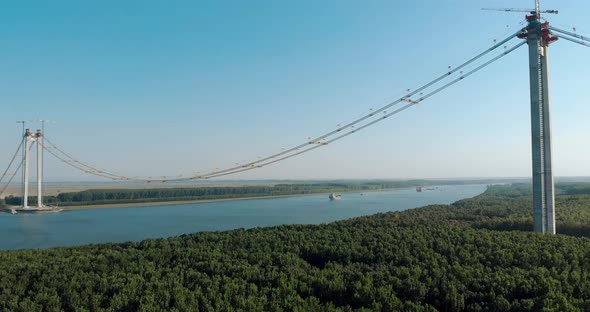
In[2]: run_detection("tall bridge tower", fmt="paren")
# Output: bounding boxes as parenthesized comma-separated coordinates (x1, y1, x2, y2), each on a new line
(21, 128, 45, 209)
(522, 1, 558, 234)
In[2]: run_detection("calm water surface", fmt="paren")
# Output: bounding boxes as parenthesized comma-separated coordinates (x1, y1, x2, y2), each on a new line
(0, 184, 486, 250)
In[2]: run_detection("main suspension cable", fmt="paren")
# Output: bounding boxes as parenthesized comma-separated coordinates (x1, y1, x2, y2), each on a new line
(40, 140, 125, 180)
(555, 34, 590, 48)
(201, 41, 527, 179)
(548, 26, 590, 48)
(0, 139, 24, 185)
(549, 26, 590, 42)
(0, 159, 23, 197)
(42, 137, 126, 180)
(41, 30, 525, 182)
(172, 29, 525, 181)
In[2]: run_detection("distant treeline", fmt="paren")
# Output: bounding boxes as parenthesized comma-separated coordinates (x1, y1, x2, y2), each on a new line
(1, 183, 590, 310)
(351, 182, 590, 238)
(557, 182, 590, 195)
(3, 179, 501, 206)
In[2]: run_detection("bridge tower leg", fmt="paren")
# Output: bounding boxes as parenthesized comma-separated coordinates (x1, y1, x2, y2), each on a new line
(525, 14, 557, 234)
(36, 129, 43, 208)
(23, 129, 33, 209)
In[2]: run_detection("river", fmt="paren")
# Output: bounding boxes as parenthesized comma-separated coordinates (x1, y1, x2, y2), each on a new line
(0, 184, 487, 250)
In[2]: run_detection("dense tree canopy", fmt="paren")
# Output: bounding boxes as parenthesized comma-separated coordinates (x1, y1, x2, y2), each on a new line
(1, 183, 589, 311)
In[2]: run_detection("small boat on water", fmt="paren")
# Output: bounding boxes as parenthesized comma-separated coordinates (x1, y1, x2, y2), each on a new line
(416, 186, 422, 192)
(329, 193, 342, 201)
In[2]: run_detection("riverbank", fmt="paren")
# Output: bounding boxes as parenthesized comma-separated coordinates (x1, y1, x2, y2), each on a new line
(0, 181, 280, 199)
(60, 193, 319, 210)
(4, 187, 412, 211)
(3, 179, 519, 208)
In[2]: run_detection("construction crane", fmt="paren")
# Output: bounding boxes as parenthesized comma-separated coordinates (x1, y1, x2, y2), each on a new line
(482, 8, 558, 14)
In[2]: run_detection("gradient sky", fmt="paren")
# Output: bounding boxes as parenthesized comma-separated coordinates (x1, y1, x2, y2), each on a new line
(1, 0, 589, 181)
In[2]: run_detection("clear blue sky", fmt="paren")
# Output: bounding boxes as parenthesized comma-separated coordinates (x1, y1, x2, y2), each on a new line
(1, 0, 589, 181)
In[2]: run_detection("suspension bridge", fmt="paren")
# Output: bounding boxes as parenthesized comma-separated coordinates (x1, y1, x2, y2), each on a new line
(1, 2, 588, 234)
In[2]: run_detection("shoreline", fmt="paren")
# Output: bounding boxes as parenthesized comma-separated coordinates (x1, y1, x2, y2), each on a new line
(62, 187, 415, 210)
(60, 193, 319, 211)
(4, 186, 421, 212)
(3, 193, 313, 212)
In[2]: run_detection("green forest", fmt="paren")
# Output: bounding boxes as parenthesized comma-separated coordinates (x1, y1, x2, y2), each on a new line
(1, 183, 590, 311)
(3, 179, 503, 207)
